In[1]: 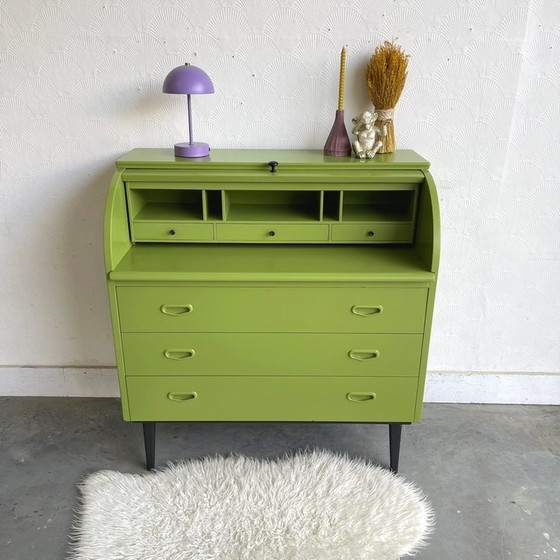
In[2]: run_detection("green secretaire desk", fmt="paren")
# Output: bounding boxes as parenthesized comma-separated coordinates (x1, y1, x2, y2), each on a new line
(104, 149, 440, 471)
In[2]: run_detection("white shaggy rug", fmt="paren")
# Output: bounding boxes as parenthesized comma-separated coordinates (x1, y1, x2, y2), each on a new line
(70, 451, 433, 560)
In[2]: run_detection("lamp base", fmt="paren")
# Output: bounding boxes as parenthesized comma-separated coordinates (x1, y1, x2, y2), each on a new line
(174, 142, 210, 158)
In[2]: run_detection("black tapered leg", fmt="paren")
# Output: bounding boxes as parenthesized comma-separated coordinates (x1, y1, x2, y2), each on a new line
(389, 423, 402, 473)
(143, 422, 156, 471)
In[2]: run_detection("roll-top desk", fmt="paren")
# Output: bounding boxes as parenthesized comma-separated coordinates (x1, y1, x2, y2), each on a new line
(104, 149, 440, 471)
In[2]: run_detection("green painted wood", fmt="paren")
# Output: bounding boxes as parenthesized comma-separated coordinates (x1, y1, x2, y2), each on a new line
(341, 189, 417, 221)
(123, 171, 426, 185)
(223, 190, 321, 221)
(416, 170, 441, 273)
(109, 245, 435, 283)
(128, 191, 204, 221)
(331, 223, 413, 243)
(412, 170, 440, 420)
(103, 170, 130, 273)
(105, 149, 439, 428)
(117, 148, 430, 170)
(133, 203, 204, 221)
(116, 286, 428, 334)
(121, 333, 423, 377)
(132, 222, 214, 242)
(216, 223, 329, 242)
(106, 282, 131, 420)
(414, 283, 438, 422)
(125, 376, 419, 422)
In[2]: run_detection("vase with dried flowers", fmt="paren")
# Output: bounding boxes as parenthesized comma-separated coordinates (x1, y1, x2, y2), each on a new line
(365, 40, 409, 153)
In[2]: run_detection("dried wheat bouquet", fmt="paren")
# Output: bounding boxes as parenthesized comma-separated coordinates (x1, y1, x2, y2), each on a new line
(365, 41, 409, 153)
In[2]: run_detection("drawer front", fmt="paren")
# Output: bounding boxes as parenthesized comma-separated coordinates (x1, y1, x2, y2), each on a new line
(116, 287, 427, 333)
(331, 223, 412, 242)
(132, 222, 214, 241)
(121, 333, 423, 377)
(126, 376, 418, 422)
(216, 224, 329, 242)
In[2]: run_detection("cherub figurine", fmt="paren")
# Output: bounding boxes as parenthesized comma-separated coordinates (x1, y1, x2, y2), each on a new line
(351, 111, 389, 159)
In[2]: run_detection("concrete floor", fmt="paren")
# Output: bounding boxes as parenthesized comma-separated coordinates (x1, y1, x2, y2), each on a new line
(0, 398, 558, 559)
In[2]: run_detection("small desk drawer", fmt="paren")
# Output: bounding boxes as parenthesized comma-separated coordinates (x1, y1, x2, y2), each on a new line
(121, 333, 423, 377)
(132, 222, 214, 241)
(331, 223, 413, 243)
(216, 223, 329, 242)
(126, 376, 418, 422)
(116, 287, 427, 333)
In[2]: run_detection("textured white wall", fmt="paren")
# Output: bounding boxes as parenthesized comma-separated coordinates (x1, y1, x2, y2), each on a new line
(0, 0, 559, 390)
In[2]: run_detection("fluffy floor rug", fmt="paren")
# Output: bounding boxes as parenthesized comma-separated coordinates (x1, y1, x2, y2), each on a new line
(70, 451, 433, 560)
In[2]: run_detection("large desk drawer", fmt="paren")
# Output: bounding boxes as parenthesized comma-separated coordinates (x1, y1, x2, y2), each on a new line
(121, 333, 423, 376)
(126, 376, 418, 422)
(116, 286, 428, 333)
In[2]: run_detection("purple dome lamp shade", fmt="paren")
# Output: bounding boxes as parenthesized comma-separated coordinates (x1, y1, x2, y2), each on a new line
(163, 63, 215, 158)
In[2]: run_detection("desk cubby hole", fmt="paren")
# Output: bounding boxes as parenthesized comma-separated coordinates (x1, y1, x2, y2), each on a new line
(322, 191, 341, 221)
(341, 190, 416, 222)
(205, 190, 223, 220)
(128, 188, 204, 221)
(223, 190, 321, 222)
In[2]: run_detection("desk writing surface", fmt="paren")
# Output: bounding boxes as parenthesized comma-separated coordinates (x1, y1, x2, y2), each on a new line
(110, 244, 434, 283)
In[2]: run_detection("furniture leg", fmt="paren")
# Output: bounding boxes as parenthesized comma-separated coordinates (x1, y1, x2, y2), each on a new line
(143, 422, 156, 471)
(389, 423, 402, 473)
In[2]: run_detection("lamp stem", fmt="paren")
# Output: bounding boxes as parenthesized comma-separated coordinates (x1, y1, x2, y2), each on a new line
(187, 93, 193, 145)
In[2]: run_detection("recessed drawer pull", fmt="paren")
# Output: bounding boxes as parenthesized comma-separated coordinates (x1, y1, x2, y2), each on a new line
(346, 392, 377, 402)
(351, 305, 383, 316)
(163, 349, 195, 360)
(348, 349, 380, 361)
(167, 392, 197, 401)
(160, 304, 193, 316)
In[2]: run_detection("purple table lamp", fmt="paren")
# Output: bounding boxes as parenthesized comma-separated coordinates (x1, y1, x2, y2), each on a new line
(163, 63, 215, 158)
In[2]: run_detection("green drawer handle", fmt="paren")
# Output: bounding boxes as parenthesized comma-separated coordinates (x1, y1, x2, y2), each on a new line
(348, 349, 380, 361)
(351, 305, 383, 316)
(167, 392, 197, 402)
(160, 304, 193, 316)
(163, 349, 195, 360)
(346, 392, 377, 402)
